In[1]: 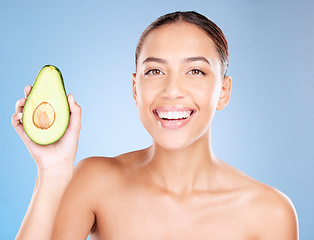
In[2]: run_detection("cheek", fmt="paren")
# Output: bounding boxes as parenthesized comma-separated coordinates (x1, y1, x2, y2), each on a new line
(136, 83, 157, 121)
(137, 84, 153, 107)
(136, 79, 162, 105)
(193, 81, 221, 108)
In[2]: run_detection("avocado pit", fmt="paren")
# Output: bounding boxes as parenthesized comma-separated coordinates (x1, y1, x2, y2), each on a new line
(33, 102, 55, 129)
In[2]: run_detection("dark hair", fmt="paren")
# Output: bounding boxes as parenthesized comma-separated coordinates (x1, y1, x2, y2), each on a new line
(135, 11, 229, 77)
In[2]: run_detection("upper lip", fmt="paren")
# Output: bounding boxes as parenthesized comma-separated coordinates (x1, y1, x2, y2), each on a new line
(153, 105, 195, 112)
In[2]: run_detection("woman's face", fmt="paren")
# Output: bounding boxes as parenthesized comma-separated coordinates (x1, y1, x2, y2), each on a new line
(133, 22, 231, 150)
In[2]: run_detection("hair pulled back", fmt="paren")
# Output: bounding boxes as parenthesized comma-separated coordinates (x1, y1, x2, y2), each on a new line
(135, 11, 229, 77)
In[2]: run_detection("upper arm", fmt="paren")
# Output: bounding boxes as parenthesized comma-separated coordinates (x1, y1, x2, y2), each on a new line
(51, 158, 102, 240)
(252, 188, 298, 240)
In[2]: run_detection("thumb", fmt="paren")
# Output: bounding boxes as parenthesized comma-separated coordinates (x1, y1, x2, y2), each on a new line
(67, 94, 81, 133)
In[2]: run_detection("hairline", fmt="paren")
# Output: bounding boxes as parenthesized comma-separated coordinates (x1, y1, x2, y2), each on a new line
(135, 18, 228, 77)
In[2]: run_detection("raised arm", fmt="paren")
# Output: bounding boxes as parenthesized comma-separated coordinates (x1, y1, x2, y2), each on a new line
(12, 85, 81, 240)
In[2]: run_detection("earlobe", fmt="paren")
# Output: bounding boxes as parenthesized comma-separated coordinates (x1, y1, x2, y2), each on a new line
(216, 76, 232, 110)
(132, 73, 138, 106)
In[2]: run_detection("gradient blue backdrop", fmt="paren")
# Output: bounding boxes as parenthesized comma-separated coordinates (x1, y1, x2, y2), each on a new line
(1, 0, 313, 239)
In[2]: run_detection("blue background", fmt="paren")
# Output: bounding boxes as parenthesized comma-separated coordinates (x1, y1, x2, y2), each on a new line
(1, 0, 313, 239)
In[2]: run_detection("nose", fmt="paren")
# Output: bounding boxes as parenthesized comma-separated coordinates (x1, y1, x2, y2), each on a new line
(161, 73, 186, 100)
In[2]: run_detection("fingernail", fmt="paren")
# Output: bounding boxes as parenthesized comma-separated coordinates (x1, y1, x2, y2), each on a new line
(17, 112, 22, 119)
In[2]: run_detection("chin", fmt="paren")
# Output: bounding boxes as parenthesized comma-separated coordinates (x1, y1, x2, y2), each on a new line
(153, 134, 199, 152)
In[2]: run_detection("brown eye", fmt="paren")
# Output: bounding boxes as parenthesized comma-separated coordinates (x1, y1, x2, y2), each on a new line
(145, 69, 163, 75)
(152, 69, 161, 75)
(188, 69, 205, 75)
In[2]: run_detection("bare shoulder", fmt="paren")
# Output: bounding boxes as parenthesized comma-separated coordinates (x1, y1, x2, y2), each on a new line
(72, 149, 146, 188)
(221, 161, 298, 239)
(75, 156, 121, 177)
(65, 156, 123, 206)
(247, 181, 298, 239)
(73, 155, 125, 187)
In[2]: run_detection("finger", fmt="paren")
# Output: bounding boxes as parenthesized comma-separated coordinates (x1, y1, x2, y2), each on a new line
(12, 112, 26, 138)
(12, 112, 33, 146)
(67, 94, 81, 133)
(59, 94, 81, 145)
(12, 112, 22, 127)
(24, 85, 32, 98)
(15, 98, 27, 113)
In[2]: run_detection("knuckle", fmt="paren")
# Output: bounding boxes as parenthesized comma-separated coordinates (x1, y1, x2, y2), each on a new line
(11, 114, 15, 126)
(76, 105, 82, 113)
(11, 114, 18, 127)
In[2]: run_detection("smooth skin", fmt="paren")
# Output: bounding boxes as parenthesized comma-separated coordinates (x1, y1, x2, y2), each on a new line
(13, 22, 298, 240)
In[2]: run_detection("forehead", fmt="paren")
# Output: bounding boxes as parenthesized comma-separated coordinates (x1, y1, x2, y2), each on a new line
(139, 22, 220, 64)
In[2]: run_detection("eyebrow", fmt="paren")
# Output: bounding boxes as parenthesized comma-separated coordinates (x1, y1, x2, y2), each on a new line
(141, 56, 210, 66)
(184, 56, 210, 65)
(142, 57, 167, 65)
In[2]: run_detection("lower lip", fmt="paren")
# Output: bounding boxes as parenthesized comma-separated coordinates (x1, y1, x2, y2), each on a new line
(153, 112, 194, 130)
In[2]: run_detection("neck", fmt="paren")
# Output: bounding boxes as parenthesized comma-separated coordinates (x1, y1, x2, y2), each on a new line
(145, 130, 218, 196)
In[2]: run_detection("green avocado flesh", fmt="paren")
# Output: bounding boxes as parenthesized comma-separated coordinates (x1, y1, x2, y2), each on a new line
(22, 65, 69, 145)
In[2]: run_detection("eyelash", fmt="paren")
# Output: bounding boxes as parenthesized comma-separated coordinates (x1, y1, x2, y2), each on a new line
(144, 69, 163, 76)
(144, 68, 206, 76)
(188, 69, 206, 76)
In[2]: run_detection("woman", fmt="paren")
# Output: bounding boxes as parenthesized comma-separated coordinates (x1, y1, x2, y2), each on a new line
(12, 11, 298, 239)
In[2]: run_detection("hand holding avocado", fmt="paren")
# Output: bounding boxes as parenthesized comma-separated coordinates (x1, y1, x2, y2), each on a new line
(12, 66, 81, 172)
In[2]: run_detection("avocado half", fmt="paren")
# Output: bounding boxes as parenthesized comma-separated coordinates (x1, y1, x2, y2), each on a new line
(22, 65, 69, 145)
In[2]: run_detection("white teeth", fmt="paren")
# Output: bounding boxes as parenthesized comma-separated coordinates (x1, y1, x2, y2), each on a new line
(156, 111, 192, 120)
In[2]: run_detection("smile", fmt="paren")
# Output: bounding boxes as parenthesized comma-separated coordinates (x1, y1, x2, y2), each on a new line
(153, 106, 195, 129)
(156, 110, 192, 120)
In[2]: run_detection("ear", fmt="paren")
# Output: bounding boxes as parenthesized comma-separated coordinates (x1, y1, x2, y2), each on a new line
(216, 75, 232, 110)
(132, 73, 138, 106)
